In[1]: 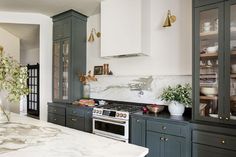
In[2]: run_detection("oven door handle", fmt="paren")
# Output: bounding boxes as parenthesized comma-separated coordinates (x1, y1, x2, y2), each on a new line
(93, 117, 127, 124)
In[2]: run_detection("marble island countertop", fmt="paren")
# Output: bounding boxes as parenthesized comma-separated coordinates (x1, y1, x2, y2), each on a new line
(0, 113, 148, 157)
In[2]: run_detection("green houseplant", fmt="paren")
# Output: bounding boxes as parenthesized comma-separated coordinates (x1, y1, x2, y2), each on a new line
(0, 46, 29, 122)
(160, 84, 192, 116)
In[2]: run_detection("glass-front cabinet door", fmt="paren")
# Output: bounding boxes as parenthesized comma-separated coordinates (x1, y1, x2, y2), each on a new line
(53, 41, 61, 100)
(194, 3, 224, 122)
(225, 0, 236, 124)
(62, 39, 70, 101)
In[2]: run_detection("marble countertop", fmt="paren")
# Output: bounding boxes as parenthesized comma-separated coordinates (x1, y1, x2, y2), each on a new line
(0, 113, 148, 157)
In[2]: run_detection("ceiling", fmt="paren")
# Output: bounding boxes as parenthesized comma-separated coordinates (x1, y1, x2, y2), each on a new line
(0, 23, 39, 52)
(0, 0, 102, 17)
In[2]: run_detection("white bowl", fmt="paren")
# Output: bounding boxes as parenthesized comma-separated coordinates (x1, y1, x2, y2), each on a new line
(232, 64, 236, 73)
(207, 46, 218, 53)
(203, 26, 211, 32)
(201, 87, 218, 96)
(203, 22, 211, 27)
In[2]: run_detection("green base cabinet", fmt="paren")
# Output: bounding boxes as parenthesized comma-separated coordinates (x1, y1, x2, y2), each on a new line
(66, 106, 92, 132)
(130, 117, 146, 147)
(193, 144, 236, 157)
(47, 103, 66, 126)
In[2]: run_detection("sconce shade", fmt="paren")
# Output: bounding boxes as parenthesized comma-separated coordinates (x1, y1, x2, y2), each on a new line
(88, 31, 95, 42)
(0, 45, 3, 55)
(163, 10, 176, 27)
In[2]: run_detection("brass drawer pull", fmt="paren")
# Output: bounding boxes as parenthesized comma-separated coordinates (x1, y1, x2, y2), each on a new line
(221, 140, 226, 144)
(160, 137, 164, 141)
(162, 126, 167, 130)
(71, 118, 77, 122)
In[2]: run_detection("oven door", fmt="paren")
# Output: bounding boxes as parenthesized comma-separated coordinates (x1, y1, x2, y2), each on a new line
(92, 116, 129, 142)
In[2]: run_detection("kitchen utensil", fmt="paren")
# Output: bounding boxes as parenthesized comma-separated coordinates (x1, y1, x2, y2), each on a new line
(146, 104, 164, 113)
(200, 87, 218, 96)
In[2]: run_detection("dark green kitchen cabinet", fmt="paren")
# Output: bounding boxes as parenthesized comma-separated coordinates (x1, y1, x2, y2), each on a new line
(146, 131, 186, 157)
(193, 0, 236, 125)
(193, 0, 224, 7)
(130, 117, 146, 147)
(47, 103, 66, 126)
(66, 106, 92, 133)
(52, 10, 87, 103)
(146, 120, 189, 157)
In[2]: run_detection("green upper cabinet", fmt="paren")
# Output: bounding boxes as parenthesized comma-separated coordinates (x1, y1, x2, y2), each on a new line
(52, 10, 87, 103)
(193, 0, 236, 125)
(193, 0, 224, 7)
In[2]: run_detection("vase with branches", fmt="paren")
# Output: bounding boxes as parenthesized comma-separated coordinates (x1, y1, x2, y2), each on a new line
(0, 46, 30, 122)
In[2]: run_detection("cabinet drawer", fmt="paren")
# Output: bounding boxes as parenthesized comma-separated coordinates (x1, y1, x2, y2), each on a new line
(48, 106, 65, 116)
(48, 113, 65, 126)
(193, 130, 236, 151)
(67, 107, 85, 117)
(147, 120, 187, 137)
(66, 115, 85, 130)
(193, 143, 236, 157)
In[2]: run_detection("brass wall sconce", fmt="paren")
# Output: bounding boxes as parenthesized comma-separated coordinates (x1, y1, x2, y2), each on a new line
(163, 10, 176, 27)
(88, 28, 101, 42)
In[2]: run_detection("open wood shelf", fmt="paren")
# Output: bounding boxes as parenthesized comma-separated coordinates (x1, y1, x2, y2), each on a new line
(200, 53, 218, 59)
(200, 96, 218, 100)
(231, 51, 236, 55)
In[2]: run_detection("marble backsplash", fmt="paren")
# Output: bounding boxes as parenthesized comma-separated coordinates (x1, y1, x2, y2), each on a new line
(89, 75, 192, 105)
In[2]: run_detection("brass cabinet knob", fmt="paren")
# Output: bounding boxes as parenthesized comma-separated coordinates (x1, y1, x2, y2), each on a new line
(54, 118, 57, 121)
(162, 126, 167, 130)
(164, 138, 169, 142)
(71, 118, 77, 122)
(136, 120, 140, 123)
(219, 117, 223, 120)
(225, 117, 229, 120)
(160, 137, 165, 141)
(54, 109, 57, 112)
(221, 140, 226, 144)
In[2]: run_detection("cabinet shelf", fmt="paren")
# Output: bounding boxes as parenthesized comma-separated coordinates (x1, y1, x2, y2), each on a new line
(231, 74, 236, 78)
(200, 96, 218, 100)
(200, 53, 218, 59)
(200, 27, 236, 40)
(231, 51, 236, 55)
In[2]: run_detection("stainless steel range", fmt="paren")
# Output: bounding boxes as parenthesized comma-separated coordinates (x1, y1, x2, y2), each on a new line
(92, 103, 141, 143)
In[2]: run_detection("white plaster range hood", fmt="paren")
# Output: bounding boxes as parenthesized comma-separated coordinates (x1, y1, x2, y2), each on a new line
(101, 0, 151, 58)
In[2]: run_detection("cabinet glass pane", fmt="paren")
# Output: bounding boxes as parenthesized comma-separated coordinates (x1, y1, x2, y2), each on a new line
(53, 41, 60, 99)
(199, 9, 219, 119)
(62, 39, 69, 100)
(230, 4, 236, 120)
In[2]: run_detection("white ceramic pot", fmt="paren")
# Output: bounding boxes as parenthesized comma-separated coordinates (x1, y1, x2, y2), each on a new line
(168, 101, 185, 116)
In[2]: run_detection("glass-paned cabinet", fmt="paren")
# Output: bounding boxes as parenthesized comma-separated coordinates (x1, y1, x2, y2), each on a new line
(194, 0, 236, 125)
(52, 10, 87, 103)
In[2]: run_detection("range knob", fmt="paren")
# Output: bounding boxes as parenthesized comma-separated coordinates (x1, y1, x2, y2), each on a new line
(116, 113, 120, 117)
(123, 114, 127, 118)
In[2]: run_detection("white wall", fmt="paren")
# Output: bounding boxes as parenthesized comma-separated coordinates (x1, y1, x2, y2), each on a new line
(0, 27, 20, 113)
(0, 27, 20, 61)
(87, 0, 192, 76)
(20, 48, 40, 65)
(0, 11, 53, 121)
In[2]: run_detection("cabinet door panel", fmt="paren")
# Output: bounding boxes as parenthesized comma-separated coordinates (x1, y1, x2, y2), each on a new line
(84, 110, 92, 133)
(194, 0, 224, 7)
(193, 143, 236, 157)
(52, 41, 61, 101)
(146, 131, 163, 157)
(130, 117, 146, 147)
(66, 115, 85, 131)
(164, 135, 186, 157)
(225, 0, 236, 125)
(194, 2, 224, 123)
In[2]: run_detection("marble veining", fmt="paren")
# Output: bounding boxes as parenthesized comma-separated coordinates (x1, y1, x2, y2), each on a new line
(0, 122, 61, 154)
(0, 114, 148, 157)
(89, 75, 191, 104)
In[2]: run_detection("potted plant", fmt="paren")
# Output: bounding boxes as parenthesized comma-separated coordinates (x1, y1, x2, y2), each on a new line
(0, 46, 29, 122)
(160, 84, 192, 116)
